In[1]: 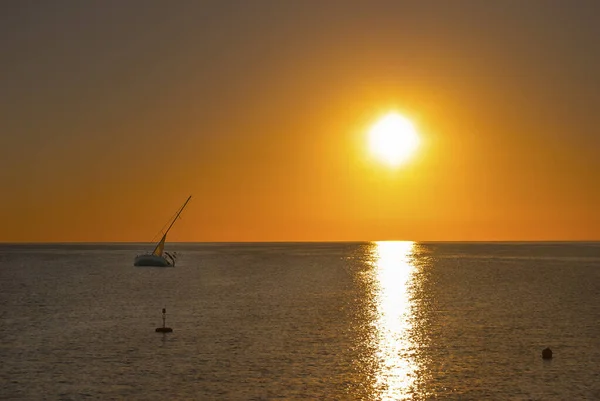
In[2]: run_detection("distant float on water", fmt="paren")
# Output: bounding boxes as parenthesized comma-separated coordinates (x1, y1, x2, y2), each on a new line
(134, 195, 192, 267)
(155, 308, 173, 333)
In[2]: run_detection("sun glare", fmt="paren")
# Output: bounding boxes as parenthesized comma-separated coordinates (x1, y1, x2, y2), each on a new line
(368, 113, 419, 167)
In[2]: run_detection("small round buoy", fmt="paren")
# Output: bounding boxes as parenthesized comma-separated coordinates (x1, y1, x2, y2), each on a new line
(542, 347, 553, 359)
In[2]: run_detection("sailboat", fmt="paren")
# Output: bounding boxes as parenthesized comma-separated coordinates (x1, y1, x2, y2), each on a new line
(134, 196, 192, 267)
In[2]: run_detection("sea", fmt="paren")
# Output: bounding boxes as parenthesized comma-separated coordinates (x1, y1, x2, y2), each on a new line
(1, 242, 599, 400)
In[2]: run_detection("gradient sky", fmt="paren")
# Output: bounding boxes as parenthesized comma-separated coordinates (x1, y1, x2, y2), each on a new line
(1, 0, 599, 242)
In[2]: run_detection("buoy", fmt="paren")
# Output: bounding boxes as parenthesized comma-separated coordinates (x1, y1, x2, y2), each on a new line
(542, 347, 552, 359)
(156, 308, 173, 333)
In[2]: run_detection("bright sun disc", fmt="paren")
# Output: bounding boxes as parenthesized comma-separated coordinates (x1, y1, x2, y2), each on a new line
(368, 113, 419, 166)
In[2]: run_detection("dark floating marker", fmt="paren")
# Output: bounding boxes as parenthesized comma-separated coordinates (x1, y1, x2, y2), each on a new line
(156, 308, 173, 333)
(542, 347, 553, 359)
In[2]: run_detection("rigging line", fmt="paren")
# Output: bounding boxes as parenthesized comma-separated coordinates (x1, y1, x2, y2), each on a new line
(149, 196, 192, 243)
(150, 208, 180, 243)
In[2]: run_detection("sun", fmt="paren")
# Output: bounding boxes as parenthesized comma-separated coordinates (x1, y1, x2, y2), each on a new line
(368, 112, 419, 167)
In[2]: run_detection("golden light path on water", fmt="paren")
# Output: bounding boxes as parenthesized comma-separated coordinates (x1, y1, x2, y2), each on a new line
(369, 241, 418, 400)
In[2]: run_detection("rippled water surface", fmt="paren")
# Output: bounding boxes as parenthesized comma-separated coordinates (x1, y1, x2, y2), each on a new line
(1, 242, 599, 400)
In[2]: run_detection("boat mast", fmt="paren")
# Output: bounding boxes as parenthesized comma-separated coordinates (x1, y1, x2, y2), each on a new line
(152, 195, 192, 254)
(163, 195, 192, 238)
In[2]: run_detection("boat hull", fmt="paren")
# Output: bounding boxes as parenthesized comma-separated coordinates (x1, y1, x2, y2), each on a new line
(134, 254, 172, 267)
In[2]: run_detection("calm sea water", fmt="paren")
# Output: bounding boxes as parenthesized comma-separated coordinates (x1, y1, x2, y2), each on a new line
(1, 242, 599, 400)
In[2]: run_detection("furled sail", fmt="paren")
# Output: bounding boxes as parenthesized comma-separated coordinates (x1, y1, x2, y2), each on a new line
(152, 234, 167, 256)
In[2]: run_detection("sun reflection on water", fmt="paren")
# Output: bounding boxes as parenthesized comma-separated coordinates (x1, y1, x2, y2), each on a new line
(369, 241, 418, 400)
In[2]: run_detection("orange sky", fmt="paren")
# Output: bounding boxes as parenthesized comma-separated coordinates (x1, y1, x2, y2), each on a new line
(1, 2, 599, 242)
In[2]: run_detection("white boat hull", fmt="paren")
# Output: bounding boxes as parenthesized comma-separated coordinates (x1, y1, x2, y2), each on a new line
(134, 254, 172, 267)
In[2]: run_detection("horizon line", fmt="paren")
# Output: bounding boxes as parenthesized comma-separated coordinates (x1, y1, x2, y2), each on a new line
(1, 240, 599, 245)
